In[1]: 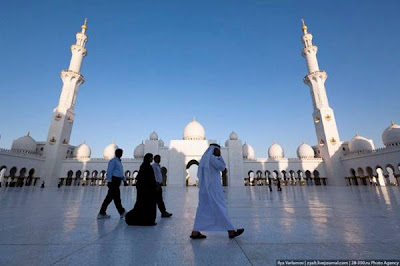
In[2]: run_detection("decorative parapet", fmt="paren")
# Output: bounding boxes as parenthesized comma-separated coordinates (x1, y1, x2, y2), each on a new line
(341, 145, 400, 160)
(61, 69, 85, 83)
(63, 157, 141, 162)
(287, 157, 323, 162)
(246, 157, 323, 163)
(0, 148, 45, 159)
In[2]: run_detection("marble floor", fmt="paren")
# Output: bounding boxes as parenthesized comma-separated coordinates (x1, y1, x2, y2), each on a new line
(0, 185, 400, 266)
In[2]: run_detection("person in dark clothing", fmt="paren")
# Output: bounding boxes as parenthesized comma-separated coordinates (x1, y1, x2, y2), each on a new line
(277, 176, 282, 191)
(268, 176, 272, 192)
(125, 153, 157, 226)
(98, 149, 127, 219)
(152, 155, 172, 218)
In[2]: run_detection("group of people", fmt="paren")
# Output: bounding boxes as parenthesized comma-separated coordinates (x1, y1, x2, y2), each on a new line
(98, 149, 172, 225)
(98, 144, 244, 239)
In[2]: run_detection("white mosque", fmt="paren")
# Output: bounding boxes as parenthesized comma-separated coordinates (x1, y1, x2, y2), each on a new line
(1, 20, 400, 188)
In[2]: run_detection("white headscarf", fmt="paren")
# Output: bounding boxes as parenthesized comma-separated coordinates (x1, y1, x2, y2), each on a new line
(197, 145, 219, 187)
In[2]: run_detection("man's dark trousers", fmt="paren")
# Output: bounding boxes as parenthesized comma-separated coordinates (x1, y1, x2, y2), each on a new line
(156, 183, 166, 214)
(100, 176, 125, 214)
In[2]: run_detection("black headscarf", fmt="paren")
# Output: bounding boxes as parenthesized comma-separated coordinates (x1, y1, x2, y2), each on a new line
(136, 153, 156, 186)
(143, 153, 153, 165)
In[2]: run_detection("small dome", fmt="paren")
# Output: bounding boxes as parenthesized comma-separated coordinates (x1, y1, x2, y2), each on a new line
(183, 118, 205, 140)
(150, 131, 158, 140)
(134, 143, 145, 158)
(349, 134, 373, 152)
(73, 141, 91, 158)
(225, 139, 229, 147)
(103, 142, 118, 160)
(158, 139, 164, 147)
(229, 131, 238, 140)
(11, 132, 37, 153)
(297, 143, 315, 159)
(242, 142, 255, 160)
(382, 121, 400, 147)
(268, 143, 284, 159)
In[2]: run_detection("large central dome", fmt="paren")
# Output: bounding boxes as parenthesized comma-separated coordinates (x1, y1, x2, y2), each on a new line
(183, 118, 206, 140)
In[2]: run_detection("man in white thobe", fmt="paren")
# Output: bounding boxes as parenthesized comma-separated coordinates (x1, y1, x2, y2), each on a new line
(190, 144, 244, 239)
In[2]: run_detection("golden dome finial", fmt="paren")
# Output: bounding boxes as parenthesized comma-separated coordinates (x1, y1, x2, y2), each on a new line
(81, 18, 88, 33)
(301, 19, 308, 34)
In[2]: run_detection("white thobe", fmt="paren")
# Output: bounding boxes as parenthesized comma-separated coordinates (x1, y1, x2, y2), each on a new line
(193, 155, 235, 231)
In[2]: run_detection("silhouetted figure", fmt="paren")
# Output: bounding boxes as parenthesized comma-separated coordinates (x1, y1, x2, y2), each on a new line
(125, 153, 157, 226)
(41, 181, 45, 188)
(277, 177, 282, 191)
(152, 155, 172, 218)
(190, 144, 244, 239)
(268, 177, 272, 192)
(98, 149, 127, 219)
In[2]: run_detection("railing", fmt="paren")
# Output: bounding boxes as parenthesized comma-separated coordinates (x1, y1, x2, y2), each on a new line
(0, 148, 44, 159)
(246, 157, 323, 162)
(342, 145, 400, 159)
(64, 157, 142, 162)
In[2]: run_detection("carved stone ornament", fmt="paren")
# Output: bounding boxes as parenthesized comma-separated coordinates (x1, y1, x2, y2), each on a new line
(62, 139, 68, 145)
(314, 116, 320, 123)
(330, 137, 337, 144)
(319, 139, 325, 146)
(50, 137, 56, 144)
(55, 113, 62, 121)
(67, 116, 73, 123)
(325, 114, 331, 121)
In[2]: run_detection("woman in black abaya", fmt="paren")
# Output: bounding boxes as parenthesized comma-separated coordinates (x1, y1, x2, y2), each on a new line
(125, 153, 157, 226)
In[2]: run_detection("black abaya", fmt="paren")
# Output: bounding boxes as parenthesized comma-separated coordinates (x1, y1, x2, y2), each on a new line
(125, 163, 157, 226)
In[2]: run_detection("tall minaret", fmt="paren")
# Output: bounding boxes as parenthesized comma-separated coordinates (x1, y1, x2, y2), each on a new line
(301, 20, 345, 185)
(42, 19, 88, 186)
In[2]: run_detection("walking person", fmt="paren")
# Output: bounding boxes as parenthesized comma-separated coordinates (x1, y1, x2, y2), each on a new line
(268, 176, 272, 192)
(190, 144, 244, 239)
(277, 176, 282, 191)
(152, 155, 172, 218)
(125, 153, 157, 226)
(98, 148, 127, 219)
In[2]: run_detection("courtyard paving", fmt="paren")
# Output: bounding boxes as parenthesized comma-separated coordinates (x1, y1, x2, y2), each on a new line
(0, 185, 400, 265)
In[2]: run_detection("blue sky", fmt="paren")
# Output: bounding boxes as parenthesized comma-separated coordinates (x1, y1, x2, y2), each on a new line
(1, 0, 399, 158)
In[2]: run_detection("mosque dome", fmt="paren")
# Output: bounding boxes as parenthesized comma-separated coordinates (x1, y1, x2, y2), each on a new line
(349, 134, 374, 152)
(73, 141, 91, 158)
(103, 142, 118, 160)
(134, 143, 145, 158)
(183, 119, 205, 140)
(268, 143, 284, 159)
(11, 132, 37, 153)
(382, 121, 400, 147)
(229, 131, 238, 140)
(242, 142, 255, 160)
(150, 131, 158, 140)
(297, 143, 315, 159)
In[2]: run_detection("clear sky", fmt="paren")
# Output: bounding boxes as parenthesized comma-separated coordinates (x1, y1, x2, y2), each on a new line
(1, 0, 399, 158)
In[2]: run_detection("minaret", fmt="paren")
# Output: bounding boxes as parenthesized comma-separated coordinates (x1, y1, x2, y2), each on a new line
(42, 19, 88, 186)
(301, 20, 345, 185)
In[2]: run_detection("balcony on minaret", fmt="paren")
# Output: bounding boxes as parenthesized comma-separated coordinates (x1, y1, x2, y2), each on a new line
(76, 32, 87, 47)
